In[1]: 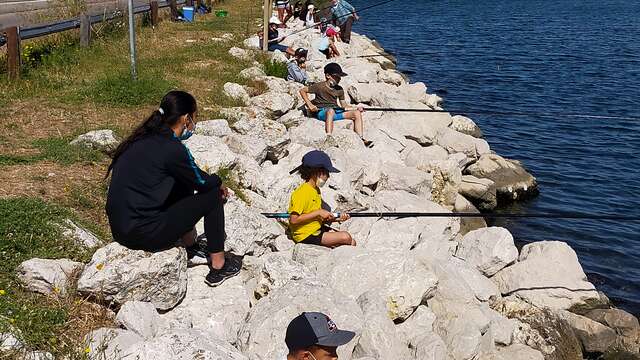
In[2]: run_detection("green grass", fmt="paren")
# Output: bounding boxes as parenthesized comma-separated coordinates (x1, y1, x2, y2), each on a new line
(73, 70, 178, 107)
(217, 167, 249, 204)
(262, 58, 288, 79)
(0, 137, 105, 166)
(0, 197, 92, 351)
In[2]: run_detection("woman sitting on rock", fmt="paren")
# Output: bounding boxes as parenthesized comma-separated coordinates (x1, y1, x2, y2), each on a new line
(105, 90, 240, 287)
(288, 150, 355, 248)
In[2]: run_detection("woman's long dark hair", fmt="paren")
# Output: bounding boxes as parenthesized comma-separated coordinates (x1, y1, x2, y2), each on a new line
(106, 90, 197, 177)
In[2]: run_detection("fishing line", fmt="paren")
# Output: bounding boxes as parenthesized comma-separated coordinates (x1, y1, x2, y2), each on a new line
(364, 107, 640, 122)
(261, 212, 640, 221)
(268, 0, 401, 43)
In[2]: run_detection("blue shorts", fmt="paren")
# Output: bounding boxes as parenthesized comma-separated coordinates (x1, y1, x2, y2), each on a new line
(268, 43, 289, 53)
(317, 107, 346, 121)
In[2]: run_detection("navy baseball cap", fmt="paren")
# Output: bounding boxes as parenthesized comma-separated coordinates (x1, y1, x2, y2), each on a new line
(289, 150, 340, 174)
(285, 312, 355, 351)
(324, 63, 348, 77)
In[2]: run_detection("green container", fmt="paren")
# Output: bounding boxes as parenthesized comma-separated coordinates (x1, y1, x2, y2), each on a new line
(215, 10, 228, 17)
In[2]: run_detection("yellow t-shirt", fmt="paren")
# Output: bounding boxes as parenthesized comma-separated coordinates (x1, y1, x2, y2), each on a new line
(288, 182, 322, 242)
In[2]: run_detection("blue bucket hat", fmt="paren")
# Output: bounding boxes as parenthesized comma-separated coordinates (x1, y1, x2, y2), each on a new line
(289, 150, 340, 174)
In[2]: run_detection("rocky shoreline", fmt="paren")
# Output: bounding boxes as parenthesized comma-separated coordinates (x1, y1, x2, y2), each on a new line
(5, 17, 639, 360)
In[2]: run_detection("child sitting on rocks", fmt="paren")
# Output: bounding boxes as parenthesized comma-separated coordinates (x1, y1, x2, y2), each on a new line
(299, 63, 371, 146)
(318, 23, 341, 59)
(288, 150, 355, 248)
(287, 48, 309, 85)
(285, 312, 355, 360)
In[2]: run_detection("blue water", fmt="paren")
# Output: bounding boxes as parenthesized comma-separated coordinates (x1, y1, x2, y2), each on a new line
(351, 0, 640, 315)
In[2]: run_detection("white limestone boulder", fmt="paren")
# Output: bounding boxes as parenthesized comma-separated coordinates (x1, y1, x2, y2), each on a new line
(396, 305, 449, 360)
(223, 133, 268, 163)
(558, 311, 617, 353)
(17, 258, 84, 296)
(183, 134, 237, 173)
(455, 227, 518, 277)
(224, 195, 284, 256)
(254, 251, 314, 300)
(435, 127, 490, 159)
(248, 91, 296, 117)
(239, 66, 266, 79)
(115, 301, 161, 340)
(62, 219, 102, 248)
(70, 129, 119, 152)
(122, 329, 248, 360)
(77, 243, 188, 310)
(237, 278, 363, 360)
(376, 162, 433, 198)
(455, 194, 488, 235)
(451, 115, 483, 138)
(317, 246, 438, 321)
(158, 266, 251, 344)
(84, 327, 143, 360)
(491, 241, 599, 310)
(465, 154, 538, 202)
(459, 175, 498, 211)
(223, 82, 250, 103)
(195, 119, 232, 138)
(352, 292, 412, 359)
(228, 46, 252, 60)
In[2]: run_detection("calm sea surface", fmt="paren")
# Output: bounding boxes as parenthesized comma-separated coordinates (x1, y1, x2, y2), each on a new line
(350, 0, 640, 315)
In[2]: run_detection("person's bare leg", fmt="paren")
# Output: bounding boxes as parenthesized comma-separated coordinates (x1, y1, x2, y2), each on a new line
(320, 231, 355, 248)
(325, 108, 335, 134)
(344, 111, 363, 137)
(278, 8, 285, 24)
(330, 43, 340, 57)
(209, 252, 225, 269)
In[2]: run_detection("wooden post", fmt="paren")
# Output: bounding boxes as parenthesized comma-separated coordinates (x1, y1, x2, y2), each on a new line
(6, 27, 20, 80)
(169, 0, 178, 21)
(150, 1, 159, 26)
(262, 0, 271, 51)
(80, 13, 91, 47)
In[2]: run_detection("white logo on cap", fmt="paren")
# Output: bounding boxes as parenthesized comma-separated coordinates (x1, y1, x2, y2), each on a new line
(326, 317, 337, 332)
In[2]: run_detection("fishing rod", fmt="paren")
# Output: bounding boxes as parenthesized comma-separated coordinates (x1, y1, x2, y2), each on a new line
(363, 107, 640, 122)
(261, 212, 640, 221)
(268, 0, 401, 43)
(345, 53, 391, 59)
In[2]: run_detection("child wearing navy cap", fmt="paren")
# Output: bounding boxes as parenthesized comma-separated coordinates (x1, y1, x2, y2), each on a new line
(288, 150, 356, 248)
(285, 312, 356, 360)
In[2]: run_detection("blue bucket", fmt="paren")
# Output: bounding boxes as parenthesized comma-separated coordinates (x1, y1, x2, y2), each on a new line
(183, 6, 195, 22)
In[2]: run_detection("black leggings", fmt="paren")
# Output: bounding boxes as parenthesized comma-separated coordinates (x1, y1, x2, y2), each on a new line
(120, 186, 225, 253)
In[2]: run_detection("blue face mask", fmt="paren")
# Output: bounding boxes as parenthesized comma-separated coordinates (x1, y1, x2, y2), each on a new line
(179, 116, 196, 141)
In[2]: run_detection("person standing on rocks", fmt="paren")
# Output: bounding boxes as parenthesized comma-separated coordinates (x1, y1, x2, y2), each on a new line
(299, 63, 371, 146)
(285, 312, 355, 360)
(330, 0, 359, 44)
(288, 150, 355, 248)
(276, 0, 292, 27)
(105, 91, 241, 287)
(287, 48, 309, 85)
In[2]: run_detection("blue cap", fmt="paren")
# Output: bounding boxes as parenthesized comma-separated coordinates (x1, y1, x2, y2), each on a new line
(290, 150, 340, 174)
(285, 312, 355, 351)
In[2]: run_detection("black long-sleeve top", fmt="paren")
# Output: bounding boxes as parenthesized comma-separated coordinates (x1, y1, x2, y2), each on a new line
(106, 127, 221, 241)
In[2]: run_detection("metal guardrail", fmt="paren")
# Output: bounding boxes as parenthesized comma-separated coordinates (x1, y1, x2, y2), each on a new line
(0, 0, 185, 46)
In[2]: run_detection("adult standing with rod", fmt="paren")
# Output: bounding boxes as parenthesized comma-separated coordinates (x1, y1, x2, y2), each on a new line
(330, 0, 359, 44)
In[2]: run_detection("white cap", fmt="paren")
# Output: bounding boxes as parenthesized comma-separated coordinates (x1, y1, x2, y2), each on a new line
(308, 4, 314, 9)
(269, 16, 281, 25)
